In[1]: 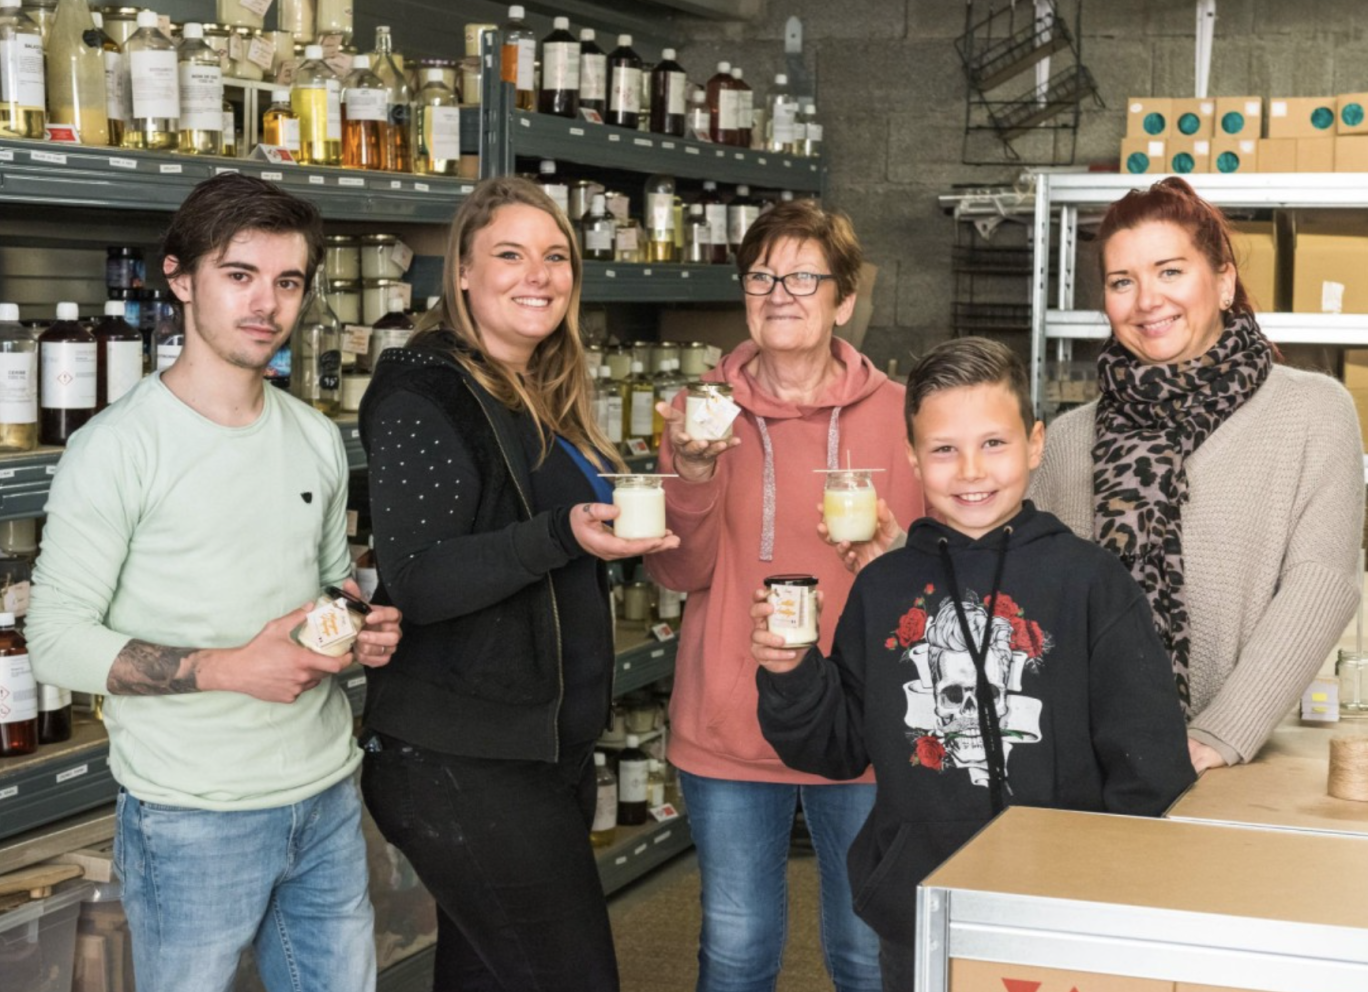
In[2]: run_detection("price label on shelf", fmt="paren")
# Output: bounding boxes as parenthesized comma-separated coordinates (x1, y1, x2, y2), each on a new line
(758, 157, 768, 165)
(338, 176, 365, 187)
(415, 182, 430, 192)
(56, 764, 89, 784)
(569, 127, 585, 136)
(262, 170, 283, 181)
(160, 163, 182, 174)
(0, 150, 13, 161)
(309, 175, 325, 184)
(109, 157, 137, 170)
(684, 146, 699, 155)
(31, 150, 67, 164)
(634, 138, 653, 147)
(0, 786, 17, 801)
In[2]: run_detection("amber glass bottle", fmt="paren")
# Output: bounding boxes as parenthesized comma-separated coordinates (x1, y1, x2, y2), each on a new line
(0, 611, 37, 757)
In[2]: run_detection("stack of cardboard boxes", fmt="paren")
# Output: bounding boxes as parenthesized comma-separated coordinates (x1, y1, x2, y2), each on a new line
(1120, 93, 1368, 174)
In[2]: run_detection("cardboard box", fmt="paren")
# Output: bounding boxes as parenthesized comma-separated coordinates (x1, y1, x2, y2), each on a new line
(1120, 137, 1166, 175)
(1166, 137, 1210, 174)
(1215, 96, 1262, 136)
(1338, 92, 1368, 135)
(1267, 96, 1338, 138)
(1344, 386, 1368, 453)
(1344, 348, 1368, 390)
(1211, 136, 1257, 173)
(1291, 215, 1368, 314)
(1257, 137, 1298, 172)
(950, 958, 1173, 992)
(1336, 134, 1368, 171)
(1230, 221, 1276, 312)
(1125, 97, 1172, 138)
(1296, 136, 1336, 171)
(1171, 98, 1215, 137)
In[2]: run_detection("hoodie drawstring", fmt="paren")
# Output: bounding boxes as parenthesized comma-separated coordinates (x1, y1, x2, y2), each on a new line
(754, 407, 842, 562)
(937, 527, 1013, 816)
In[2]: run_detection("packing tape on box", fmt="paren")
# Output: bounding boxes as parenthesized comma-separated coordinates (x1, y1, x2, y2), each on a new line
(1327, 735, 1368, 801)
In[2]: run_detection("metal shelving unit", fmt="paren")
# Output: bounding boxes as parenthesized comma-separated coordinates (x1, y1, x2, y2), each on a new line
(0, 720, 116, 844)
(582, 261, 740, 303)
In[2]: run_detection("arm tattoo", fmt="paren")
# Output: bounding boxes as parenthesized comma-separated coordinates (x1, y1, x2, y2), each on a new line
(105, 640, 205, 696)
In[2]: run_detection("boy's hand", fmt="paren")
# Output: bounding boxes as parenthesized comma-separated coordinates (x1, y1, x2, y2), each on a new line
(816, 498, 903, 575)
(748, 587, 822, 675)
(1188, 738, 1227, 774)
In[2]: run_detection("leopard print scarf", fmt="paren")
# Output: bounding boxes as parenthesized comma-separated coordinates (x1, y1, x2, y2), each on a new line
(1092, 313, 1272, 717)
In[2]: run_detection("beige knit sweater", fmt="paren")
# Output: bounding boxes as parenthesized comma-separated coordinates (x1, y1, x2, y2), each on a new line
(1029, 364, 1365, 765)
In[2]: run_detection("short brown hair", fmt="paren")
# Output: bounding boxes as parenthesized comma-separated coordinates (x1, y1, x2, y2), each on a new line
(163, 172, 324, 280)
(904, 337, 1034, 440)
(735, 200, 863, 302)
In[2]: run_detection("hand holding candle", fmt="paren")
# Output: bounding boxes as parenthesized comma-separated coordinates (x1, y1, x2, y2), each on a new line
(657, 400, 740, 484)
(748, 584, 824, 674)
(821, 468, 880, 543)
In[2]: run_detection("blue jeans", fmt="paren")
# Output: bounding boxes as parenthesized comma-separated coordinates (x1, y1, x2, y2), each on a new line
(114, 777, 375, 992)
(679, 771, 882, 992)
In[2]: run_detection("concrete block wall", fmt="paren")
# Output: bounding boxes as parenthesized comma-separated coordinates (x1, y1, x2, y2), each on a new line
(672, 0, 1368, 370)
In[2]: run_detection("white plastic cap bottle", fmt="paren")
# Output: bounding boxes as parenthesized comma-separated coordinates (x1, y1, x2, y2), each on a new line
(0, 304, 19, 322)
(0, 612, 14, 627)
(717, 61, 731, 73)
(595, 751, 606, 767)
(135, 9, 158, 28)
(630, 362, 643, 375)
(553, 16, 569, 29)
(618, 34, 632, 46)
(509, 5, 525, 19)
(540, 159, 556, 174)
(352, 54, 370, 69)
(104, 300, 126, 317)
(775, 73, 788, 84)
(56, 302, 79, 320)
(625, 732, 641, 747)
(732, 67, 744, 80)
(662, 48, 676, 60)
(182, 22, 203, 39)
(305, 44, 324, 60)
(273, 88, 290, 103)
(580, 28, 595, 41)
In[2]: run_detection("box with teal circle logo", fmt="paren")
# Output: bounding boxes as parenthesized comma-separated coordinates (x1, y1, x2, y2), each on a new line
(1215, 96, 1263, 137)
(1125, 97, 1172, 139)
(1212, 136, 1257, 174)
(1166, 137, 1210, 174)
(1119, 137, 1166, 175)
(1268, 97, 1338, 139)
(1171, 98, 1215, 138)
(1338, 93, 1368, 135)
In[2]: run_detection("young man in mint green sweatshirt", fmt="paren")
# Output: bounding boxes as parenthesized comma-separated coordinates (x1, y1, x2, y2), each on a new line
(26, 173, 402, 992)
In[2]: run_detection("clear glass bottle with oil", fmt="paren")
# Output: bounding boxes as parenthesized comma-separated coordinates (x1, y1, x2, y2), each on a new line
(413, 68, 459, 176)
(622, 361, 655, 447)
(123, 8, 176, 150)
(500, 4, 535, 112)
(90, 11, 124, 145)
(291, 270, 342, 416)
(341, 53, 385, 170)
(176, 23, 222, 155)
(0, 0, 45, 139)
(643, 173, 677, 263)
(292, 44, 341, 166)
(581, 193, 615, 262)
(262, 87, 300, 155)
(0, 303, 37, 453)
(651, 359, 686, 450)
(46, 0, 108, 145)
(590, 751, 617, 848)
(370, 25, 411, 173)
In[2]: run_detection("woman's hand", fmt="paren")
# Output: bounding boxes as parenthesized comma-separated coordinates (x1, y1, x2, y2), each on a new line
(657, 401, 740, 484)
(570, 502, 681, 560)
(816, 498, 904, 575)
(748, 587, 822, 674)
(1188, 738, 1228, 775)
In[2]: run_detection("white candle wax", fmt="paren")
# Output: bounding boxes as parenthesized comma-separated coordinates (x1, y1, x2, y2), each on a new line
(685, 393, 735, 441)
(823, 486, 878, 542)
(613, 485, 667, 539)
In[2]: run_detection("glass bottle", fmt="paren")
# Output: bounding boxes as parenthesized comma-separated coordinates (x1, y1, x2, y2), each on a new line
(262, 86, 300, 154)
(46, 0, 108, 145)
(705, 61, 736, 145)
(368, 293, 414, 372)
(728, 184, 759, 258)
(36, 682, 72, 744)
(591, 751, 617, 848)
(291, 270, 342, 416)
(314, 0, 351, 43)
(277, 0, 314, 43)
(0, 611, 36, 757)
(341, 53, 384, 170)
(684, 86, 707, 142)
(0, 303, 36, 453)
(731, 66, 753, 148)
(651, 359, 686, 450)
(799, 103, 822, 157)
(0, 0, 45, 138)
(622, 361, 654, 446)
(39, 301, 96, 445)
(176, 23, 222, 155)
(369, 26, 411, 173)
(617, 733, 649, 826)
(221, 99, 236, 157)
(649, 47, 685, 137)
(292, 44, 341, 166)
(153, 295, 182, 371)
(90, 11, 123, 145)
(767, 72, 798, 153)
(18, 0, 52, 48)
(599, 364, 622, 446)
(535, 158, 568, 217)
(646, 758, 667, 809)
(538, 15, 577, 118)
(643, 173, 676, 264)
(413, 67, 459, 176)
(122, 8, 176, 150)
(605, 34, 640, 130)
(500, 4, 535, 112)
(93, 299, 141, 410)
(581, 193, 615, 262)
(577, 28, 605, 117)
(683, 203, 710, 265)
(698, 181, 729, 264)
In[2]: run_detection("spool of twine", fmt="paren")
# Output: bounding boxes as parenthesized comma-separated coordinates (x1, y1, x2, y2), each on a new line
(1327, 736, 1368, 802)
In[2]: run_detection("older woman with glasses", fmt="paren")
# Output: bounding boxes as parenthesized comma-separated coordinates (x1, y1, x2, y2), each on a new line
(648, 200, 922, 992)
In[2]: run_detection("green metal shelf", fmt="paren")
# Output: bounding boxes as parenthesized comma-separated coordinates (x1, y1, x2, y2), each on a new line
(0, 719, 117, 844)
(582, 261, 740, 303)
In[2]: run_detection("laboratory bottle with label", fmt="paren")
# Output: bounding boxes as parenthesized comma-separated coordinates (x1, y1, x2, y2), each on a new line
(39, 301, 96, 445)
(0, 303, 36, 452)
(37, 681, 72, 744)
(648, 47, 685, 137)
(698, 181, 729, 263)
(705, 61, 736, 145)
(0, 0, 46, 139)
(684, 86, 707, 141)
(370, 26, 411, 173)
(538, 16, 578, 118)
(652, 359, 686, 450)
(369, 294, 414, 371)
(730, 66, 753, 147)
(767, 73, 798, 153)
(577, 28, 605, 116)
(291, 270, 342, 416)
(536, 158, 569, 216)
(728, 184, 760, 257)
(176, 23, 222, 155)
(292, 44, 341, 166)
(122, 9, 176, 150)
(341, 53, 384, 170)
(590, 751, 617, 847)
(798, 103, 822, 157)
(46, 0, 108, 145)
(643, 173, 676, 263)
(605, 34, 641, 130)
(500, 4, 535, 112)
(599, 365, 622, 445)
(646, 758, 667, 809)
(617, 734, 650, 825)
(622, 361, 654, 446)
(93, 299, 141, 410)
(0, 612, 36, 757)
(581, 193, 615, 262)
(683, 203, 710, 265)
(413, 68, 458, 176)
(89, 10, 122, 144)
(262, 87, 300, 154)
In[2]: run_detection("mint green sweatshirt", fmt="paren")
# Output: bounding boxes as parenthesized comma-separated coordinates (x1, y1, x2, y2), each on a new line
(26, 374, 359, 811)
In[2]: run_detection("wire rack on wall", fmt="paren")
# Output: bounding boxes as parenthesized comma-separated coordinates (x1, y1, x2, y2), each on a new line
(956, 0, 1102, 166)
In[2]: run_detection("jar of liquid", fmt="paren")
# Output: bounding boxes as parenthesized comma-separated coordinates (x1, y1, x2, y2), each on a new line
(360, 233, 406, 279)
(621, 580, 653, 623)
(610, 475, 666, 540)
(764, 574, 819, 648)
(324, 235, 361, 281)
(324, 279, 361, 325)
(822, 469, 879, 543)
(1337, 650, 1368, 713)
(290, 585, 371, 657)
(684, 382, 738, 441)
(339, 372, 369, 412)
(361, 279, 405, 325)
(216, 0, 265, 29)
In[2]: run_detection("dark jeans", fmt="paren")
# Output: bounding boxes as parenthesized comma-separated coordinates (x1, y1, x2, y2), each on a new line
(360, 732, 619, 992)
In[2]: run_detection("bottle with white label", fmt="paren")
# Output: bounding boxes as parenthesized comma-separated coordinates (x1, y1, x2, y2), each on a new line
(369, 294, 414, 371)
(0, 302, 36, 452)
(646, 758, 666, 809)
(730, 66, 753, 148)
(767, 73, 799, 153)
(684, 203, 710, 265)
(538, 16, 578, 118)
(577, 28, 605, 117)
(221, 98, 236, 157)
(89, 10, 122, 145)
(291, 269, 342, 416)
(369, 26, 411, 174)
(0, 611, 36, 757)
(622, 361, 654, 445)
(605, 34, 641, 130)
(705, 61, 736, 145)
(500, 4, 535, 112)
(643, 173, 676, 264)
(581, 193, 615, 262)
(591, 751, 617, 847)
(413, 67, 459, 176)
(39, 302, 96, 446)
(262, 87, 300, 153)
(37, 682, 72, 744)
(535, 159, 569, 217)
(728, 185, 760, 257)
(292, 43, 341, 166)
(354, 535, 378, 601)
(599, 365, 622, 444)
(93, 299, 141, 410)
(153, 297, 182, 371)
(122, 8, 176, 150)
(46, 0, 108, 145)
(176, 23, 222, 155)
(617, 734, 649, 825)
(798, 104, 822, 157)
(684, 86, 707, 141)
(698, 181, 728, 264)
(0, 0, 46, 139)
(341, 53, 385, 170)
(652, 359, 686, 449)
(648, 48, 685, 137)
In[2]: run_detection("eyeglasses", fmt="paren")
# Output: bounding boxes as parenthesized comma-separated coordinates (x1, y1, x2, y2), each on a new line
(740, 271, 835, 297)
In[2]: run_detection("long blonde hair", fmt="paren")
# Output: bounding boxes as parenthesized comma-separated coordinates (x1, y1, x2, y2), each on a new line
(409, 176, 624, 472)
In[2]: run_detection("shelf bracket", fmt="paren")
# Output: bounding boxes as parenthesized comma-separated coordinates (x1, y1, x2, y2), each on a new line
(1195, 0, 1216, 98)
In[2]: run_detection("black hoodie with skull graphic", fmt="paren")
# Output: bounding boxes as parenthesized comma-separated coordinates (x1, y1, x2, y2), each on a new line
(756, 501, 1195, 950)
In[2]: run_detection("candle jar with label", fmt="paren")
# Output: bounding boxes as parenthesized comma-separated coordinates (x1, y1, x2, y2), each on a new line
(324, 235, 361, 282)
(822, 469, 879, 543)
(621, 580, 653, 624)
(290, 585, 371, 657)
(684, 382, 737, 441)
(764, 573, 819, 648)
(608, 474, 667, 540)
(360, 233, 405, 280)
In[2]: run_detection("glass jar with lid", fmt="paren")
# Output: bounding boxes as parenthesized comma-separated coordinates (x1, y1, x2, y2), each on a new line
(603, 344, 632, 381)
(359, 233, 405, 280)
(608, 475, 667, 540)
(226, 25, 265, 80)
(324, 235, 361, 281)
(820, 469, 879, 544)
(324, 279, 361, 325)
(314, 0, 351, 43)
(650, 341, 680, 374)
(684, 382, 737, 441)
(416, 57, 458, 96)
(197, 22, 233, 74)
(277, 0, 312, 43)
(216, 0, 265, 29)
(362, 279, 405, 325)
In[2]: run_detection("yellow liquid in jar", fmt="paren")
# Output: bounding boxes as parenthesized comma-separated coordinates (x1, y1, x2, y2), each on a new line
(121, 121, 177, 150)
(0, 107, 45, 139)
(823, 486, 878, 543)
(293, 87, 340, 166)
(178, 127, 222, 155)
(0, 422, 37, 453)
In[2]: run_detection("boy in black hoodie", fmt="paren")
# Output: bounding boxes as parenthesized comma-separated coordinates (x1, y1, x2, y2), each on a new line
(750, 337, 1196, 988)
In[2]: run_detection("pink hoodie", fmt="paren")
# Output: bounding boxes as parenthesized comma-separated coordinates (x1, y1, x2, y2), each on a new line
(648, 337, 923, 783)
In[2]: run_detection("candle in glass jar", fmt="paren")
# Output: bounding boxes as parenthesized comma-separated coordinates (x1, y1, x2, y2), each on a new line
(685, 382, 738, 441)
(764, 574, 818, 648)
(610, 475, 667, 539)
(822, 469, 878, 543)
